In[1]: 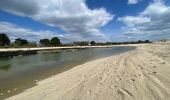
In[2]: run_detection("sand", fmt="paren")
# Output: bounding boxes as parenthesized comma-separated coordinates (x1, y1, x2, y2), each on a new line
(6, 42, 170, 100)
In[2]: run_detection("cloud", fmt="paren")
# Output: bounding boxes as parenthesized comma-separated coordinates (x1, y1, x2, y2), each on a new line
(128, 0, 141, 5)
(0, 22, 60, 42)
(118, 16, 151, 27)
(119, 0, 170, 40)
(0, 0, 39, 16)
(0, 0, 113, 42)
(0, 22, 110, 43)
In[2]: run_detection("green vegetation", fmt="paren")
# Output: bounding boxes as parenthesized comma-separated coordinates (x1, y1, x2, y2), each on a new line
(72, 40, 151, 46)
(0, 33, 10, 46)
(90, 41, 96, 46)
(14, 38, 28, 46)
(0, 33, 63, 48)
(39, 39, 50, 46)
(73, 41, 89, 46)
(50, 37, 61, 46)
(39, 37, 61, 46)
(0, 33, 152, 48)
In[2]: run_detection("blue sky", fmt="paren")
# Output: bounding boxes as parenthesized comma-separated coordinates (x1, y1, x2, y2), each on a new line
(0, 0, 170, 43)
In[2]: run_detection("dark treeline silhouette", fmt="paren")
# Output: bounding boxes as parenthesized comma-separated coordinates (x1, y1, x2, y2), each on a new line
(72, 40, 151, 46)
(73, 41, 89, 46)
(96, 40, 151, 45)
(0, 33, 152, 48)
(90, 41, 96, 46)
(0, 33, 62, 48)
(14, 38, 28, 46)
(39, 37, 61, 46)
(0, 33, 10, 46)
(39, 39, 50, 46)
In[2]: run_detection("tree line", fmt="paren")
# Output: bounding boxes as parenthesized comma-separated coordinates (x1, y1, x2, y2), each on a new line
(39, 37, 61, 46)
(0, 33, 152, 47)
(0, 33, 61, 47)
(72, 40, 151, 46)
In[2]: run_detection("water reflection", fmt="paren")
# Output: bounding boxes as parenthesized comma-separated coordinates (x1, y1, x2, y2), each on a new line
(0, 64, 11, 71)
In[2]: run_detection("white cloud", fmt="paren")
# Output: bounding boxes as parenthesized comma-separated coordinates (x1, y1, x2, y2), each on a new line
(128, 0, 141, 5)
(0, 22, 110, 43)
(0, 0, 113, 42)
(119, 0, 170, 40)
(0, 22, 60, 42)
(118, 16, 151, 27)
(142, 1, 168, 16)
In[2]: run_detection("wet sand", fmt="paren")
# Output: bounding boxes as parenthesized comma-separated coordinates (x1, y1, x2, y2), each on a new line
(6, 42, 170, 100)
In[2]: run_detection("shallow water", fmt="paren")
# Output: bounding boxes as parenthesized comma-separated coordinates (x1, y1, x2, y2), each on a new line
(0, 46, 135, 99)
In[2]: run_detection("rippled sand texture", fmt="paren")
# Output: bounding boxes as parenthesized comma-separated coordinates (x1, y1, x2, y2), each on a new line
(7, 42, 170, 100)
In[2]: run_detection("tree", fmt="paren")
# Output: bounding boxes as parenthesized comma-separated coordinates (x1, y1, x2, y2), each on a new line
(14, 38, 28, 46)
(39, 39, 50, 46)
(90, 41, 95, 46)
(0, 33, 10, 46)
(144, 40, 150, 43)
(50, 37, 61, 46)
(137, 40, 143, 43)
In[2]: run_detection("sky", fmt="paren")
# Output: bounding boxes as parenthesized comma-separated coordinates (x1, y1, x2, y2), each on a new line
(0, 0, 170, 43)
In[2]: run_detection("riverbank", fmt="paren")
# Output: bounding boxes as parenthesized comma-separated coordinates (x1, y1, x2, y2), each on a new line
(0, 45, 119, 52)
(0, 45, 123, 57)
(6, 42, 170, 100)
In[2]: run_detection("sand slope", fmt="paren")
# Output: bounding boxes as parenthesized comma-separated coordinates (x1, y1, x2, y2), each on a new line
(7, 43, 170, 100)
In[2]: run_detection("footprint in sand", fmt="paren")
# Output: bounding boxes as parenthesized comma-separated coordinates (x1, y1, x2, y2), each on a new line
(115, 84, 118, 88)
(126, 80, 131, 83)
(99, 76, 102, 80)
(99, 83, 102, 85)
(152, 72, 157, 74)
(131, 79, 135, 83)
(161, 62, 166, 64)
(138, 66, 144, 69)
(88, 90, 92, 95)
(153, 66, 157, 68)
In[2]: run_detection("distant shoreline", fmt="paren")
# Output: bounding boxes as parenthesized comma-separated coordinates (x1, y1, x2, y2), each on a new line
(0, 45, 118, 57)
(0, 45, 141, 57)
(0, 45, 118, 52)
(0, 44, 146, 52)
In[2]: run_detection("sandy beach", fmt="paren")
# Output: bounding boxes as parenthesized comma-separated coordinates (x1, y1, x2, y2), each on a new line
(6, 42, 170, 100)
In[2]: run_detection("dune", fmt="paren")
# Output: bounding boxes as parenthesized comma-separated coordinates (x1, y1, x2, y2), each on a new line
(6, 42, 170, 100)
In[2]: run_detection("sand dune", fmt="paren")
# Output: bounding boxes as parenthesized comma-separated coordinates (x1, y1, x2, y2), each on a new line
(7, 42, 170, 100)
